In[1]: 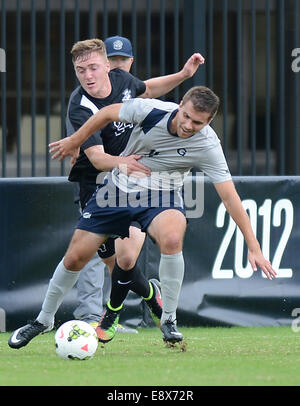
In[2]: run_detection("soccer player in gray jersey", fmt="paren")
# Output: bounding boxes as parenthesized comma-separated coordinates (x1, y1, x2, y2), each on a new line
(48, 86, 277, 343)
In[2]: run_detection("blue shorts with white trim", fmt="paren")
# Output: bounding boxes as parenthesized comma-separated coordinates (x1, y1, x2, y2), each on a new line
(76, 184, 185, 239)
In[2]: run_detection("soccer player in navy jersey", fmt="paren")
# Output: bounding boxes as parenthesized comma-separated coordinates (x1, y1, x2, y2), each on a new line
(71, 36, 139, 331)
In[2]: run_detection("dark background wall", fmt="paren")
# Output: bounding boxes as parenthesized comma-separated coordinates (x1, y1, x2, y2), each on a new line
(1, 176, 299, 331)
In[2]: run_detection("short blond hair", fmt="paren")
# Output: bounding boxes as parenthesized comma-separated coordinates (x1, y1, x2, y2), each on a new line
(71, 38, 107, 63)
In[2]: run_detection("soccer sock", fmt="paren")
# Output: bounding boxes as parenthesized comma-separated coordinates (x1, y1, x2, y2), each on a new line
(130, 265, 151, 299)
(109, 262, 150, 309)
(109, 262, 134, 309)
(159, 252, 185, 324)
(106, 300, 123, 312)
(36, 259, 80, 327)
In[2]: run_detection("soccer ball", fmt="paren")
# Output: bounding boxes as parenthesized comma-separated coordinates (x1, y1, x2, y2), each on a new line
(55, 320, 98, 360)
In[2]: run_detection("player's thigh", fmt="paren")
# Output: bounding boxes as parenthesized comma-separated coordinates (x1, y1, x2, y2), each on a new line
(65, 229, 108, 270)
(115, 226, 146, 269)
(147, 209, 187, 254)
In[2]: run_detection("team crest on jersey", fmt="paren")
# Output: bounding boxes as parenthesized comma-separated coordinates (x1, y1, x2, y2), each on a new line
(113, 121, 134, 136)
(177, 148, 187, 156)
(122, 89, 132, 101)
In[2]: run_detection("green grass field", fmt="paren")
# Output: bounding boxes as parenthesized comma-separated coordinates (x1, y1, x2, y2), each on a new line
(1, 326, 300, 386)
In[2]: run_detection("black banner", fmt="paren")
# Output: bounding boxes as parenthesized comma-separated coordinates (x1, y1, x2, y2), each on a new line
(0, 177, 79, 331)
(137, 176, 300, 328)
(1, 176, 299, 331)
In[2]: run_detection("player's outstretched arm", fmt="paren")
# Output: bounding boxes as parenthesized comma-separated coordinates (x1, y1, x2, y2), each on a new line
(141, 53, 205, 99)
(49, 103, 122, 161)
(214, 180, 277, 281)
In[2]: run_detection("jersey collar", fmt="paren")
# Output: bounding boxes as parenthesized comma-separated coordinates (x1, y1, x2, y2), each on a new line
(167, 109, 179, 137)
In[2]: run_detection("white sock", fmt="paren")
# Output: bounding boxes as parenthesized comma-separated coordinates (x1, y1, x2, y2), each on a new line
(36, 259, 80, 327)
(159, 252, 185, 324)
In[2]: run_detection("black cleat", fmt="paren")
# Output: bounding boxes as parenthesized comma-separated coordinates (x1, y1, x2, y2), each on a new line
(161, 318, 183, 343)
(8, 320, 52, 349)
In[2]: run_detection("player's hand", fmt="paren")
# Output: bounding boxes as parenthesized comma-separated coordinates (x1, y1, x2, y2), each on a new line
(118, 155, 151, 177)
(248, 249, 277, 280)
(181, 53, 205, 79)
(70, 147, 80, 166)
(49, 138, 79, 162)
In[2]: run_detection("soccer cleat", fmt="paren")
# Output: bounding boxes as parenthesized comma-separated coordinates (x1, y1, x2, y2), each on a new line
(88, 321, 98, 330)
(96, 303, 122, 343)
(87, 319, 137, 334)
(116, 324, 138, 334)
(144, 279, 162, 328)
(8, 320, 53, 349)
(161, 318, 183, 343)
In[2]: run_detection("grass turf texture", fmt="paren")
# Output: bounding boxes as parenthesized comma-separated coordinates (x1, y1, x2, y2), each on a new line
(1, 326, 300, 386)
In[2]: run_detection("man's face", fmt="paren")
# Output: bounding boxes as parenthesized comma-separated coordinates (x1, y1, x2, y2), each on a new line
(175, 100, 212, 138)
(73, 51, 110, 97)
(108, 56, 134, 73)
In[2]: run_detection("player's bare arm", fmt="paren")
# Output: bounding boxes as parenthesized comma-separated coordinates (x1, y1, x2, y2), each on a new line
(141, 53, 205, 99)
(49, 103, 150, 176)
(214, 180, 277, 280)
(84, 145, 150, 176)
(49, 104, 122, 160)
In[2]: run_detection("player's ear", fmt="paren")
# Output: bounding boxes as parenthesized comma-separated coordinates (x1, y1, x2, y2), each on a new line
(208, 111, 217, 125)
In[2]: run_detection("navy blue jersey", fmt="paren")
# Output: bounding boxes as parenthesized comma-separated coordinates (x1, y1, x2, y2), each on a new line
(66, 68, 146, 183)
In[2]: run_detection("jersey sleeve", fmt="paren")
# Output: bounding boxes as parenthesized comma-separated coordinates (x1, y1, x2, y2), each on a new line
(67, 101, 103, 151)
(196, 143, 232, 184)
(109, 68, 146, 98)
(118, 98, 155, 125)
(129, 73, 146, 96)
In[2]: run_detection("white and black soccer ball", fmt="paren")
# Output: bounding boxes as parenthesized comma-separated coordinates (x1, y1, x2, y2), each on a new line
(55, 320, 98, 360)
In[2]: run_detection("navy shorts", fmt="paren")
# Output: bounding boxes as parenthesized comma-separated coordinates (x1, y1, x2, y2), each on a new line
(76, 183, 185, 239)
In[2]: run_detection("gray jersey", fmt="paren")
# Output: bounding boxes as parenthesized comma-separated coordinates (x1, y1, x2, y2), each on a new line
(112, 98, 231, 192)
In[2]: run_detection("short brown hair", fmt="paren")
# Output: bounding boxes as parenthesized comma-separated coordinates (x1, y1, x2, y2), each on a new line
(71, 38, 107, 63)
(182, 86, 220, 120)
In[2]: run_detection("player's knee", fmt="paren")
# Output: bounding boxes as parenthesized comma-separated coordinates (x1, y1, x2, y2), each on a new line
(64, 252, 87, 271)
(159, 232, 183, 254)
(117, 254, 137, 270)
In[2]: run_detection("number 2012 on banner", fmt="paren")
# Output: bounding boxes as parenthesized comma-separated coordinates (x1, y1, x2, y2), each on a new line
(212, 199, 293, 279)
